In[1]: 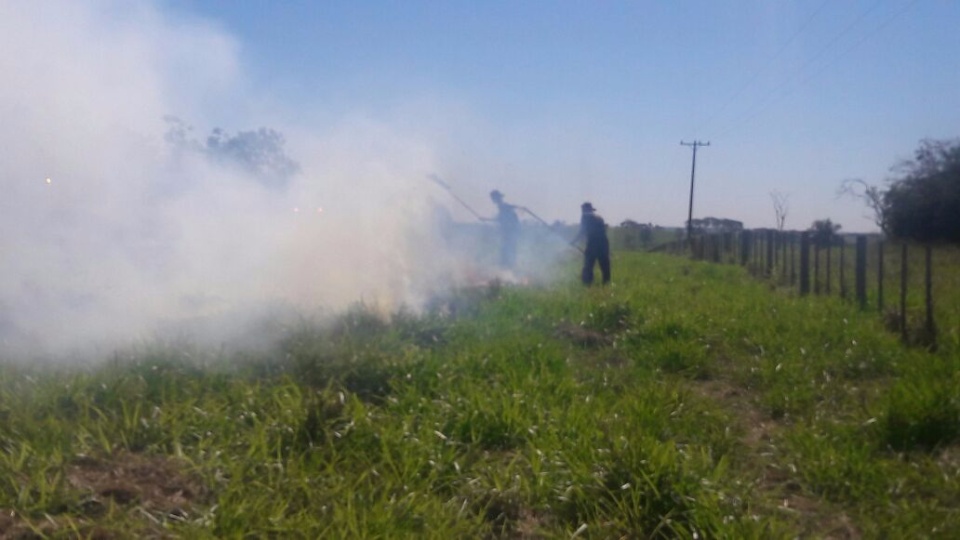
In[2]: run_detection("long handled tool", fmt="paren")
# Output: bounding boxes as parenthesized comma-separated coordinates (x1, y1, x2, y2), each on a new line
(428, 174, 583, 254)
(427, 174, 485, 222)
(519, 206, 584, 254)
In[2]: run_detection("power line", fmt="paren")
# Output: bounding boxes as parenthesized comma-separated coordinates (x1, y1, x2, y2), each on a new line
(791, 0, 922, 95)
(710, 0, 899, 139)
(700, 0, 832, 136)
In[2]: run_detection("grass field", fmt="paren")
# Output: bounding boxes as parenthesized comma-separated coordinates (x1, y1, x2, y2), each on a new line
(755, 237, 960, 352)
(1, 251, 958, 538)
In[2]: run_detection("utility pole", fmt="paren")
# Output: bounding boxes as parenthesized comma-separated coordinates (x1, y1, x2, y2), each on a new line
(681, 140, 710, 241)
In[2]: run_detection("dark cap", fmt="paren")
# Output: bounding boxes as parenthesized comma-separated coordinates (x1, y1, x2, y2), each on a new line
(581, 202, 595, 212)
(490, 190, 504, 200)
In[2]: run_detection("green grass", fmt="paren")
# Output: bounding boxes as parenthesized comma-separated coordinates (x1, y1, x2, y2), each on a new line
(1, 251, 958, 538)
(743, 236, 960, 351)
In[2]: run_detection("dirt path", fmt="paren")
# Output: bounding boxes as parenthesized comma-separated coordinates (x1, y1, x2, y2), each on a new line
(693, 378, 861, 539)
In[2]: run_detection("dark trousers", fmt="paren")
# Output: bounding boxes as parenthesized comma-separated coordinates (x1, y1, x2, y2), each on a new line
(582, 241, 610, 285)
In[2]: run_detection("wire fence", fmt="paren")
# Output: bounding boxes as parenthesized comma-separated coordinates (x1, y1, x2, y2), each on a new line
(657, 230, 959, 351)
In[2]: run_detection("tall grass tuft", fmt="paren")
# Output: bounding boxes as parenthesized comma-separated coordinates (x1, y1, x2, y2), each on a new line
(881, 377, 960, 451)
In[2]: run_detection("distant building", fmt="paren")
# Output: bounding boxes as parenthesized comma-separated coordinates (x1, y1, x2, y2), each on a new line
(688, 217, 743, 234)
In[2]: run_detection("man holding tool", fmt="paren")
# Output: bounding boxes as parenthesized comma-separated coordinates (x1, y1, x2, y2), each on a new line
(427, 175, 520, 269)
(427, 174, 583, 271)
(573, 202, 610, 285)
(484, 189, 521, 270)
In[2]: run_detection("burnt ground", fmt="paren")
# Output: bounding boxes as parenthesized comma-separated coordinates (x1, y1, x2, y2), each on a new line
(1, 452, 208, 539)
(553, 322, 613, 349)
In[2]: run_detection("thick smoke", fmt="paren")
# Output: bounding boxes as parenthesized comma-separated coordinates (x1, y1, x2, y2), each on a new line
(0, 2, 569, 358)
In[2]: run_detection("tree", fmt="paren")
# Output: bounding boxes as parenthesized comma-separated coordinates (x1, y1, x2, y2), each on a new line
(809, 219, 841, 248)
(770, 191, 789, 231)
(883, 138, 960, 243)
(163, 116, 301, 190)
(205, 128, 301, 190)
(620, 220, 653, 247)
(838, 178, 889, 235)
(688, 217, 742, 234)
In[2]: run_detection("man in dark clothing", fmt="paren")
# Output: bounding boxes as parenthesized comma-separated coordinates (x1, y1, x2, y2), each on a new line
(485, 190, 520, 269)
(576, 202, 610, 285)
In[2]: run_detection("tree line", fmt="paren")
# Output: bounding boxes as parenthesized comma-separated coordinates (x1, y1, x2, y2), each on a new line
(841, 138, 960, 245)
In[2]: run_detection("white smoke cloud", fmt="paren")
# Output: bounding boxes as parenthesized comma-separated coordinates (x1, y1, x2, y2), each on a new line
(0, 1, 568, 358)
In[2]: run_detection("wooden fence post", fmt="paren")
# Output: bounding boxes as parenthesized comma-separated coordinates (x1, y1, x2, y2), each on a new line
(925, 245, 936, 346)
(752, 231, 763, 270)
(740, 230, 751, 266)
(826, 243, 832, 295)
(878, 240, 885, 312)
(790, 233, 797, 285)
(839, 239, 846, 299)
(900, 243, 908, 342)
(766, 230, 774, 277)
(781, 231, 788, 281)
(800, 232, 810, 296)
(753, 231, 763, 270)
(855, 235, 867, 309)
(814, 245, 821, 294)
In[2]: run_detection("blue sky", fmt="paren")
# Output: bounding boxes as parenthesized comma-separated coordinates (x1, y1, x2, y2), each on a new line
(165, 0, 959, 231)
(1, 0, 957, 351)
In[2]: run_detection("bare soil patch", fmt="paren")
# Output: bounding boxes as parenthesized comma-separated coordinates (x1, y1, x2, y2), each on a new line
(1, 452, 209, 539)
(66, 452, 208, 518)
(554, 323, 612, 348)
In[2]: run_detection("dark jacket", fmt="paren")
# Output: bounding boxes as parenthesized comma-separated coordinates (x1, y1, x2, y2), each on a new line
(579, 212, 608, 246)
(496, 202, 520, 235)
